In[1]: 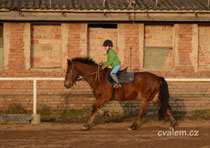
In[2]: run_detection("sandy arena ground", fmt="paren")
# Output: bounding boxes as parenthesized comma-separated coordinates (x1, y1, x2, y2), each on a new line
(0, 120, 210, 148)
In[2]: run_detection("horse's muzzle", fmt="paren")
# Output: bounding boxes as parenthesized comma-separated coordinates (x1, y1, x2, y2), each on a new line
(64, 84, 72, 89)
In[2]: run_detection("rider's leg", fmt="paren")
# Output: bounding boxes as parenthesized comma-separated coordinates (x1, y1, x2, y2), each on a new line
(110, 64, 121, 88)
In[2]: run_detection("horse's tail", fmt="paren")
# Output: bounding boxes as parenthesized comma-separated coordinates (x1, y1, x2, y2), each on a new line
(158, 77, 171, 120)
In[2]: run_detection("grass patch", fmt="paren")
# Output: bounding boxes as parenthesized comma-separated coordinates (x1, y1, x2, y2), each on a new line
(191, 109, 210, 120)
(38, 105, 51, 116)
(38, 105, 92, 123)
(1, 104, 209, 123)
(171, 110, 210, 120)
(0, 104, 27, 114)
(172, 111, 187, 120)
(194, 110, 209, 115)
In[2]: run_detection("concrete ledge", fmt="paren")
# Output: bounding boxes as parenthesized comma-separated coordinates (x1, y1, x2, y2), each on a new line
(0, 114, 32, 123)
(31, 114, 41, 124)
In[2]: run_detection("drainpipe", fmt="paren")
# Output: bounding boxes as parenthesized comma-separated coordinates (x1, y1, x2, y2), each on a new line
(130, 47, 132, 72)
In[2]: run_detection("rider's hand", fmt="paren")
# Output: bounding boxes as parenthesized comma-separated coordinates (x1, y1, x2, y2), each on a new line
(99, 62, 103, 66)
(99, 62, 103, 69)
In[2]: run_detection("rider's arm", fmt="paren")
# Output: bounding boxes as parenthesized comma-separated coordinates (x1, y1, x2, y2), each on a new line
(103, 50, 115, 67)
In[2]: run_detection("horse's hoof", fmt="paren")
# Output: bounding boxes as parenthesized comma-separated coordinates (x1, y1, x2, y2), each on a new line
(170, 120, 178, 128)
(128, 123, 138, 131)
(128, 126, 137, 131)
(128, 127, 135, 131)
(169, 126, 174, 130)
(82, 125, 90, 131)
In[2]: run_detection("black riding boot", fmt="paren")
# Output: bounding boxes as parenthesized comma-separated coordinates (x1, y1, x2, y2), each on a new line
(110, 74, 122, 88)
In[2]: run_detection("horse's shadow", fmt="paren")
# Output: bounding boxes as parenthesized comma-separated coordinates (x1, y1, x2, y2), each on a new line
(92, 99, 154, 127)
(169, 95, 187, 120)
(61, 93, 187, 128)
(98, 97, 187, 126)
(92, 112, 150, 129)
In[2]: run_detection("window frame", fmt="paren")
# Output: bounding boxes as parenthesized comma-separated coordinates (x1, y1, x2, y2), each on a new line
(30, 23, 62, 69)
(0, 24, 3, 69)
(143, 24, 174, 71)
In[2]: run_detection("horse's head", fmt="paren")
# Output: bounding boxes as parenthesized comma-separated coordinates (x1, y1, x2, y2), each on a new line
(64, 59, 80, 89)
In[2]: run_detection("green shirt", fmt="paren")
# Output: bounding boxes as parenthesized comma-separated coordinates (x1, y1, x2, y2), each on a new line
(103, 49, 121, 68)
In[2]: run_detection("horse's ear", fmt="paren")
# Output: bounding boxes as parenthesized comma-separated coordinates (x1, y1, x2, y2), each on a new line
(67, 59, 71, 65)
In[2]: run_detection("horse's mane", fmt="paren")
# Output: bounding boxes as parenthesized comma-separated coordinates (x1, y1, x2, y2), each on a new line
(72, 57, 98, 66)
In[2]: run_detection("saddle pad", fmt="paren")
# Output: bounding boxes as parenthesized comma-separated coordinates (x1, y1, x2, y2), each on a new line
(106, 70, 134, 85)
(118, 72, 134, 83)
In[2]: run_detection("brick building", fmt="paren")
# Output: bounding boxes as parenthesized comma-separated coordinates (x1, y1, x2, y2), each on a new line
(0, 0, 210, 114)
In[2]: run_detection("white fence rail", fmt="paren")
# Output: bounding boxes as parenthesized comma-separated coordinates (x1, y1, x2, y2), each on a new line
(0, 77, 210, 116)
(0, 77, 64, 115)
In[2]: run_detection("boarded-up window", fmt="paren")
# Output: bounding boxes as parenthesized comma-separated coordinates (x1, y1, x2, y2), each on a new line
(0, 25, 3, 68)
(88, 24, 118, 63)
(144, 25, 173, 69)
(198, 25, 210, 69)
(31, 25, 62, 68)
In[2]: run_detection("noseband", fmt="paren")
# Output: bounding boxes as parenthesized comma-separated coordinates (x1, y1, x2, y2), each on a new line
(70, 64, 77, 86)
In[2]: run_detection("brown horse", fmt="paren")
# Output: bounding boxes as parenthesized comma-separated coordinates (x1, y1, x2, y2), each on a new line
(64, 57, 177, 130)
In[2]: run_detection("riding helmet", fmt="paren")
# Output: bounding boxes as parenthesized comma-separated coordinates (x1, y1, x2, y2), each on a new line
(102, 39, 113, 47)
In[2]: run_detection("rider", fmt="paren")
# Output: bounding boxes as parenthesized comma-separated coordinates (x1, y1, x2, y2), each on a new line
(100, 39, 122, 88)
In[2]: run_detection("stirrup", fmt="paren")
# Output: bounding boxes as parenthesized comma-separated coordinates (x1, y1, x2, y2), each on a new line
(113, 83, 122, 89)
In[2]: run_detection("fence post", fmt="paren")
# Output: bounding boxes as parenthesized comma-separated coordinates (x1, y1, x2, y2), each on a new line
(33, 79, 37, 115)
(31, 79, 40, 124)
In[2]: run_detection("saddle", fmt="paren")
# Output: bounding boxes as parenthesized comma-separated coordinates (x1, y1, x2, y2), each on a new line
(106, 67, 134, 85)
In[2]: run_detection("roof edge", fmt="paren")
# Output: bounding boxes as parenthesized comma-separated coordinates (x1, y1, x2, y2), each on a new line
(1, 9, 210, 13)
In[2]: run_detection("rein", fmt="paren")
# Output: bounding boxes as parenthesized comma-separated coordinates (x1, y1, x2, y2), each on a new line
(74, 65, 103, 82)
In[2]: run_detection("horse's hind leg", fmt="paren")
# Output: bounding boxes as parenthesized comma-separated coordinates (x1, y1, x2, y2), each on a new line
(153, 93, 177, 129)
(166, 105, 177, 128)
(128, 99, 148, 131)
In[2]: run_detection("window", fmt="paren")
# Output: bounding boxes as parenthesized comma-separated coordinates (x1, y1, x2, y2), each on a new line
(0, 24, 3, 68)
(144, 25, 173, 69)
(198, 25, 210, 69)
(31, 24, 62, 68)
(88, 24, 118, 63)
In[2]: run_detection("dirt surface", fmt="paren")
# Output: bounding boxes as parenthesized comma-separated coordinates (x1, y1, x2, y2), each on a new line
(0, 120, 210, 148)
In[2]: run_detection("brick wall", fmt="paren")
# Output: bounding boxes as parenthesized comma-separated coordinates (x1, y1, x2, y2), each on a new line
(123, 24, 141, 71)
(175, 24, 195, 74)
(8, 23, 26, 70)
(31, 24, 62, 68)
(145, 25, 173, 47)
(0, 25, 3, 68)
(144, 25, 173, 69)
(199, 25, 210, 69)
(88, 27, 118, 63)
(67, 23, 87, 59)
(0, 23, 210, 114)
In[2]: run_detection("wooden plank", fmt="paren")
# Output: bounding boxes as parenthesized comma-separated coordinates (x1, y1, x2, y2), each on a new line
(145, 46, 173, 49)
(0, 26, 3, 69)
(0, 48, 3, 68)
(0, 13, 210, 22)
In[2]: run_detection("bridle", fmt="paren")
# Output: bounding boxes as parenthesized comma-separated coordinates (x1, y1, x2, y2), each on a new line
(68, 62, 103, 86)
(69, 63, 77, 86)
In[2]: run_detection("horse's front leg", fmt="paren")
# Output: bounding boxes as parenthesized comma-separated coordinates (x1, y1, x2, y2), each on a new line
(82, 98, 107, 130)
